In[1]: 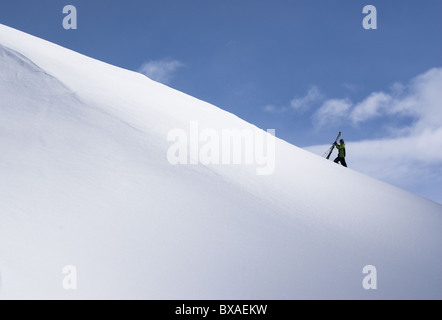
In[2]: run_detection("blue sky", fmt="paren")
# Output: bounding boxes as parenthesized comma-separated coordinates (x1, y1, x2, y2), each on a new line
(1, 0, 441, 203)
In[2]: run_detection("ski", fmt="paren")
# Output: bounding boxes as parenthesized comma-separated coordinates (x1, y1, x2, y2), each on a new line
(325, 131, 341, 160)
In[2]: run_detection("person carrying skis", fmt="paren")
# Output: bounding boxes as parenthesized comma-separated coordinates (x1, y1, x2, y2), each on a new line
(334, 139, 347, 167)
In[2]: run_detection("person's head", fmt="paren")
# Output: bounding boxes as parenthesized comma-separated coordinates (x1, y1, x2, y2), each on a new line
(340, 139, 344, 144)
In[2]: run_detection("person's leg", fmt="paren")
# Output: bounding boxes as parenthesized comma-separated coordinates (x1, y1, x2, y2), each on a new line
(341, 158, 347, 167)
(334, 157, 340, 164)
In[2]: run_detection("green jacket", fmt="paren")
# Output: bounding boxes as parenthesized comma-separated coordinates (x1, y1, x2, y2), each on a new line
(334, 143, 346, 158)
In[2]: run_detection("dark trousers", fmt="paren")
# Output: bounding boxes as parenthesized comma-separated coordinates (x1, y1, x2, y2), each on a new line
(334, 157, 347, 167)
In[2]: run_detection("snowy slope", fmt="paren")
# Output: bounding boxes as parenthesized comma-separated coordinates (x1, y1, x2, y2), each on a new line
(0, 24, 441, 299)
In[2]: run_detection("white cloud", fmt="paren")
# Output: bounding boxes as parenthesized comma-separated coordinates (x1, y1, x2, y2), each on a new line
(290, 86, 322, 112)
(263, 104, 282, 113)
(401, 68, 442, 132)
(350, 92, 393, 123)
(312, 98, 352, 128)
(343, 83, 361, 93)
(350, 68, 442, 129)
(138, 59, 184, 85)
(310, 68, 442, 132)
(263, 86, 322, 114)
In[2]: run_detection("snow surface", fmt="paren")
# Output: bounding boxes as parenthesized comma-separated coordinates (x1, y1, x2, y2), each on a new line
(0, 24, 441, 299)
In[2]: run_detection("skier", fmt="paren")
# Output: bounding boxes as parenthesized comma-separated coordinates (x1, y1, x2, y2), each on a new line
(333, 139, 347, 167)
